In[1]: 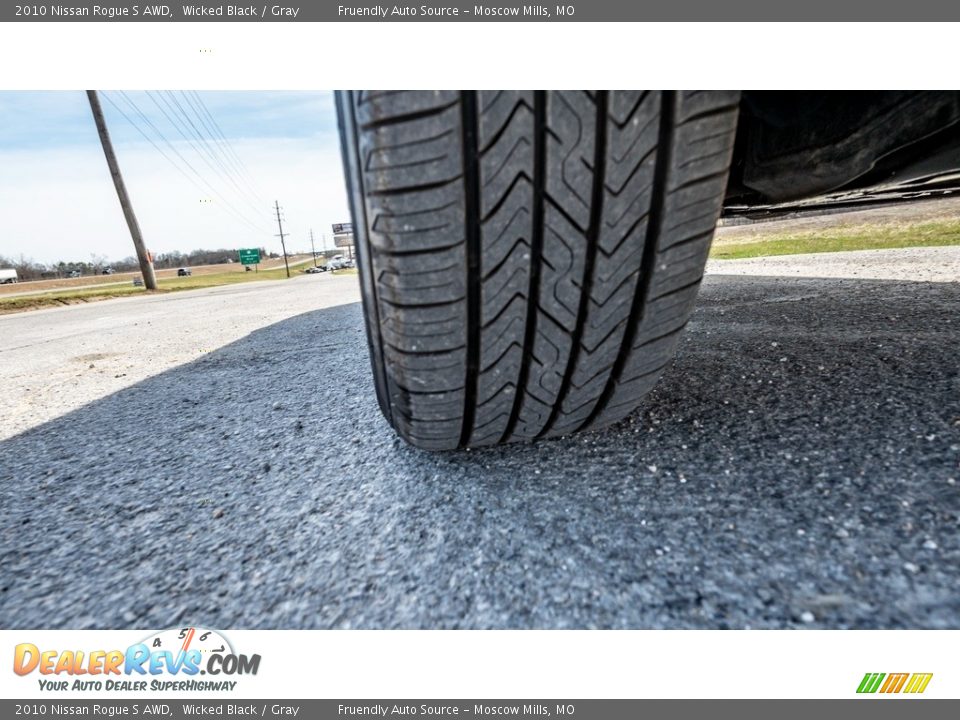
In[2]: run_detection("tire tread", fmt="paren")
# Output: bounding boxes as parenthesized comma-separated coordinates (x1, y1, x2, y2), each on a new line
(338, 90, 739, 449)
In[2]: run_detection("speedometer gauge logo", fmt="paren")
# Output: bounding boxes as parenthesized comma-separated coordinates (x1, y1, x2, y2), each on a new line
(142, 627, 235, 660)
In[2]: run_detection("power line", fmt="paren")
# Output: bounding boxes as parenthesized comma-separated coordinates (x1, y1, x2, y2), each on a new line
(99, 94, 209, 199)
(116, 90, 269, 236)
(182, 91, 268, 206)
(162, 90, 264, 212)
(188, 91, 268, 206)
(145, 90, 264, 214)
(177, 91, 251, 190)
(105, 91, 270, 236)
(113, 91, 258, 225)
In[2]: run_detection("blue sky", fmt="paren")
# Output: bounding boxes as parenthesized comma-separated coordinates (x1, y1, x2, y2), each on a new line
(0, 91, 350, 263)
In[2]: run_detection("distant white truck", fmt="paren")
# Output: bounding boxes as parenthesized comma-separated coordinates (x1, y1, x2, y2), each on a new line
(0, 268, 18, 284)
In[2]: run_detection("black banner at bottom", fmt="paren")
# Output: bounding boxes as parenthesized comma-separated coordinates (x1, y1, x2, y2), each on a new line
(2, 700, 958, 719)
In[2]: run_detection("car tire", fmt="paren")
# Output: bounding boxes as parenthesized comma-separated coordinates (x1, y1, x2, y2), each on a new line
(337, 90, 740, 450)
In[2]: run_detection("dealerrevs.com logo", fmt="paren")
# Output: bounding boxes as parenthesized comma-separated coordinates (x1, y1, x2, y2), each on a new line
(13, 627, 261, 693)
(857, 673, 933, 695)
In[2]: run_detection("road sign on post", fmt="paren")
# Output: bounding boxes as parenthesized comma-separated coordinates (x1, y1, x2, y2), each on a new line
(238, 248, 261, 265)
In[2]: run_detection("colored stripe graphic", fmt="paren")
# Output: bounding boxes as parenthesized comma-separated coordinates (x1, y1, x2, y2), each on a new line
(857, 673, 885, 693)
(857, 672, 933, 694)
(881, 673, 909, 693)
(904, 673, 934, 694)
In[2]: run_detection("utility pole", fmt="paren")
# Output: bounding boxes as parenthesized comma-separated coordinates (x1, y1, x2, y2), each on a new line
(309, 228, 318, 267)
(87, 90, 157, 290)
(274, 200, 290, 278)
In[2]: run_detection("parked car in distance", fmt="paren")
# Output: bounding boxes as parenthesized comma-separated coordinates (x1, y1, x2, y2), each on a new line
(177, 268, 192, 277)
(66, 270, 81, 278)
(304, 266, 325, 274)
(327, 255, 348, 271)
(102, 268, 115, 275)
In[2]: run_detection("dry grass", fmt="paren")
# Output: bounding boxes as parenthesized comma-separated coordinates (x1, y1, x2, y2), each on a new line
(710, 219, 960, 259)
(0, 258, 317, 314)
(0, 255, 313, 297)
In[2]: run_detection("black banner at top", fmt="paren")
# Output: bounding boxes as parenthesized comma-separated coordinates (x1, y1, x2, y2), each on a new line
(5, 0, 960, 21)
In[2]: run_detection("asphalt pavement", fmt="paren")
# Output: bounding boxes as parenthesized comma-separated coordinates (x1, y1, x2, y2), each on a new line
(0, 273, 360, 440)
(1, 258, 958, 629)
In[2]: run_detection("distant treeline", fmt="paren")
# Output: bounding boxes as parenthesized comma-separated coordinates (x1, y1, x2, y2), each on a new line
(153, 247, 275, 269)
(0, 247, 287, 280)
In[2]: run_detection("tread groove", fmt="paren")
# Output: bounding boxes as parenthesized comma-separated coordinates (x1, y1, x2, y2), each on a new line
(479, 98, 535, 153)
(579, 91, 674, 432)
(679, 102, 740, 126)
(367, 175, 462, 197)
(500, 90, 546, 444)
(459, 91, 481, 448)
(539, 91, 608, 438)
(669, 168, 731, 195)
(359, 100, 459, 130)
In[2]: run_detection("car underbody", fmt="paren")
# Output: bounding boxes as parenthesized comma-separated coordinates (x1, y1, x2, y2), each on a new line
(725, 91, 960, 216)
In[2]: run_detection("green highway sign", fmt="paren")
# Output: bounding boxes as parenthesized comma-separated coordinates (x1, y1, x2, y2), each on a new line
(238, 248, 261, 265)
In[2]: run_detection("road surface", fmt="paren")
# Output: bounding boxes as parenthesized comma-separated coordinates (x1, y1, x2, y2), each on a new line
(1, 251, 957, 629)
(1, 273, 360, 440)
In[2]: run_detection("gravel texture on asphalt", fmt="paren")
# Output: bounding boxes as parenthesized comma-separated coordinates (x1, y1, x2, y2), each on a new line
(1, 265, 958, 629)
